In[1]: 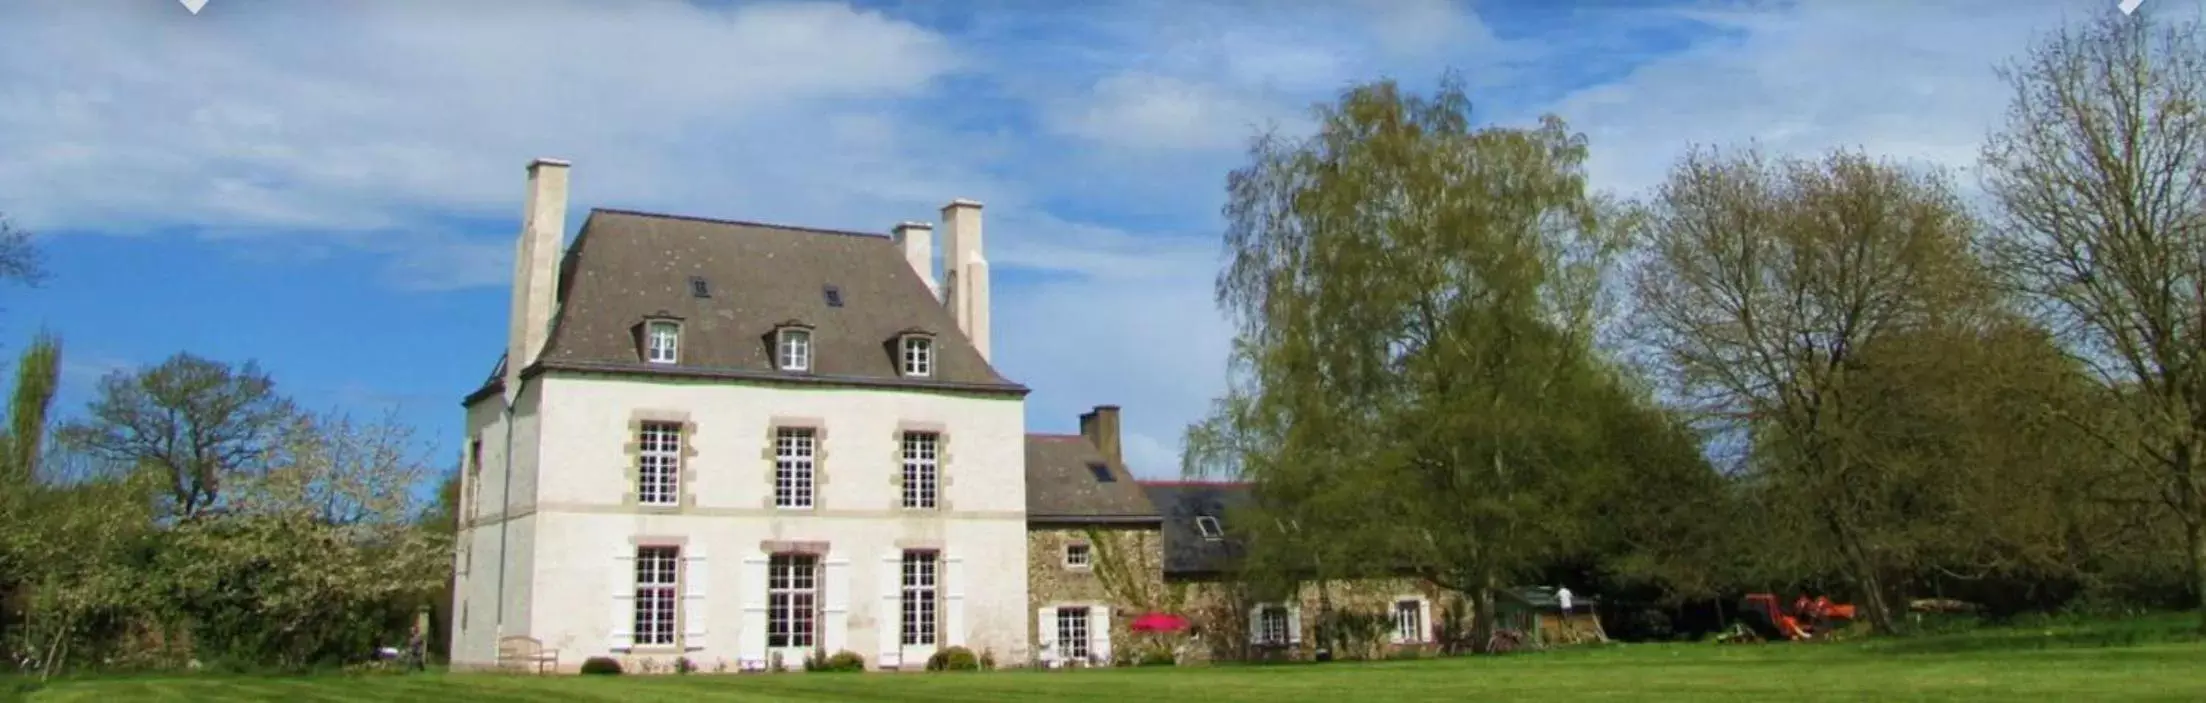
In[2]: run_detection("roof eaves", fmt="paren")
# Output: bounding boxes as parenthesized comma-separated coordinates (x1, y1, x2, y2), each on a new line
(528, 360, 1030, 396)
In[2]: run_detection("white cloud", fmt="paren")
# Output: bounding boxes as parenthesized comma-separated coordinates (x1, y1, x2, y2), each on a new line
(0, 0, 961, 234)
(1046, 72, 1285, 153)
(1543, 0, 2171, 197)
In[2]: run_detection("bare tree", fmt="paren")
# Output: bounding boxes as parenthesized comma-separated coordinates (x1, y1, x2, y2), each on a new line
(58, 353, 298, 520)
(0, 213, 45, 288)
(1630, 146, 1994, 632)
(1979, 11, 2206, 629)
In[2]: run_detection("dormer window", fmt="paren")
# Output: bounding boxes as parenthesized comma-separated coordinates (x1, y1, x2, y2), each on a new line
(645, 320, 680, 364)
(1195, 515, 1224, 541)
(901, 334, 934, 377)
(777, 328, 813, 372)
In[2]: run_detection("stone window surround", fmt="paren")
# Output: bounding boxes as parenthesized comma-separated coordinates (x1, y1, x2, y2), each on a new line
(626, 534, 691, 654)
(622, 410, 700, 513)
(888, 420, 955, 512)
(764, 417, 829, 510)
(1062, 541, 1092, 570)
(1391, 595, 1432, 644)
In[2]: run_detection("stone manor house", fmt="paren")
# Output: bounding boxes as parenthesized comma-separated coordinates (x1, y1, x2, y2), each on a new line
(448, 159, 1457, 672)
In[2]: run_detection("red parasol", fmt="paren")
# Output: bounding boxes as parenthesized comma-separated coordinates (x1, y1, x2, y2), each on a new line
(1129, 612, 1190, 633)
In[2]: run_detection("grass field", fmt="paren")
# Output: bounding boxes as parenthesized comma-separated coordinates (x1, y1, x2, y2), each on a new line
(14, 616, 2205, 702)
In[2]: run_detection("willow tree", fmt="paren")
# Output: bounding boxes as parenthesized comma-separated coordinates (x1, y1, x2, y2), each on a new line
(1185, 76, 1629, 650)
(1979, 11, 2206, 629)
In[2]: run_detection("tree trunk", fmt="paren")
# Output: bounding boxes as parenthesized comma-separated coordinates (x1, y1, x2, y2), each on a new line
(1857, 569, 1897, 634)
(2187, 513, 2206, 634)
(1470, 571, 1498, 654)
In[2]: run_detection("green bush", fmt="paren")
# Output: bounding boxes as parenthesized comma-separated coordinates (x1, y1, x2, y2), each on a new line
(674, 657, 695, 675)
(1137, 649, 1176, 667)
(925, 646, 979, 671)
(805, 650, 866, 673)
(579, 656, 623, 675)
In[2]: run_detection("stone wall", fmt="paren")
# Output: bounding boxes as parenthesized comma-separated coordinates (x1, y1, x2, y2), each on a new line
(1171, 576, 1456, 663)
(1024, 525, 1166, 666)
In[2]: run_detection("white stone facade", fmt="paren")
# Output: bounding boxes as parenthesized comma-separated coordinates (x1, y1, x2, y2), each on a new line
(451, 377, 1029, 670)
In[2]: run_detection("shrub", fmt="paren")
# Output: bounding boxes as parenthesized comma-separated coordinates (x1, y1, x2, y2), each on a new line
(978, 649, 997, 670)
(579, 656, 623, 675)
(804, 649, 865, 673)
(1137, 649, 1176, 667)
(674, 656, 695, 674)
(925, 646, 980, 671)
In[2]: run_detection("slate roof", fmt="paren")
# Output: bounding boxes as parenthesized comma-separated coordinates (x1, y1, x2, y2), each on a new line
(466, 209, 1025, 404)
(1025, 434, 1160, 522)
(1141, 481, 1255, 576)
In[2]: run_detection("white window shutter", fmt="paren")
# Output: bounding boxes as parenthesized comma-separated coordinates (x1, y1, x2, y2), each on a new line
(1417, 599, 1433, 644)
(681, 547, 709, 649)
(609, 553, 636, 652)
(879, 552, 903, 669)
(945, 554, 967, 647)
(1036, 607, 1058, 665)
(1091, 605, 1112, 666)
(738, 555, 770, 668)
(823, 558, 851, 655)
(1287, 605, 1303, 645)
(1247, 606, 1263, 644)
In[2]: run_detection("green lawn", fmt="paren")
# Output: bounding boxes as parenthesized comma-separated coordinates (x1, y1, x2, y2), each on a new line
(17, 620, 2206, 702)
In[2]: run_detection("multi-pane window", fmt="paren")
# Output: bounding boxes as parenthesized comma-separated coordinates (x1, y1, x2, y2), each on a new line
(767, 554, 818, 648)
(901, 336, 933, 376)
(637, 422, 682, 506)
(774, 428, 816, 509)
(777, 329, 812, 371)
(1057, 606, 1091, 661)
(900, 432, 939, 509)
(635, 546, 680, 647)
(900, 550, 939, 646)
(645, 320, 679, 363)
(1064, 543, 1092, 568)
(1394, 600, 1425, 643)
(1257, 605, 1290, 645)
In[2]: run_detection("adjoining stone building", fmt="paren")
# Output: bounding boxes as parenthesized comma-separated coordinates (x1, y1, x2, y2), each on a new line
(1143, 481, 1450, 663)
(1021, 405, 1165, 667)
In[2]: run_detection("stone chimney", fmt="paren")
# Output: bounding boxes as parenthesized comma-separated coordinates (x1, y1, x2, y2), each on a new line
(892, 221, 936, 297)
(940, 199, 990, 361)
(1078, 405, 1123, 467)
(505, 157, 569, 398)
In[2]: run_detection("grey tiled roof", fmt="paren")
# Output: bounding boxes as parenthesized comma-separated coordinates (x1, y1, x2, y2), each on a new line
(1141, 482, 1253, 575)
(1025, 434, 1160, 521)
(467, 208, 1024, 403)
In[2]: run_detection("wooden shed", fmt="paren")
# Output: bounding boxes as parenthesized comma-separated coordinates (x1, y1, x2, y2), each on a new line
(1497, 586, 1609, 646)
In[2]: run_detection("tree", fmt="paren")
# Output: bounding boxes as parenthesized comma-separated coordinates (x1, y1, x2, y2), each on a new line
(59, 353, 298, 520)
(1978, 10, 2206, 629)
(161, 409, 448, 669)
(1186, 75, 1634, 651)
(0, 334, 63, 663)
(1629, 146, 2001, 632)
(0, 212, 45, 289)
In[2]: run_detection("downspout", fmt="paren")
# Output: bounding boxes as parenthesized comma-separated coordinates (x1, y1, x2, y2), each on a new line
(494, 371, 528, 643)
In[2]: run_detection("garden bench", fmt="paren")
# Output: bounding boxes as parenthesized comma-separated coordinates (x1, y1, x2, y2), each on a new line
(497, 636, 560, 674)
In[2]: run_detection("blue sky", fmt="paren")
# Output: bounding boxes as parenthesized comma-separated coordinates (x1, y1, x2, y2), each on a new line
(0, 0, 2157, 477)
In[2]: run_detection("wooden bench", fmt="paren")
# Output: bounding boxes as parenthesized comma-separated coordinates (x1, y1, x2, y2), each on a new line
(497, 636, 560, 674)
